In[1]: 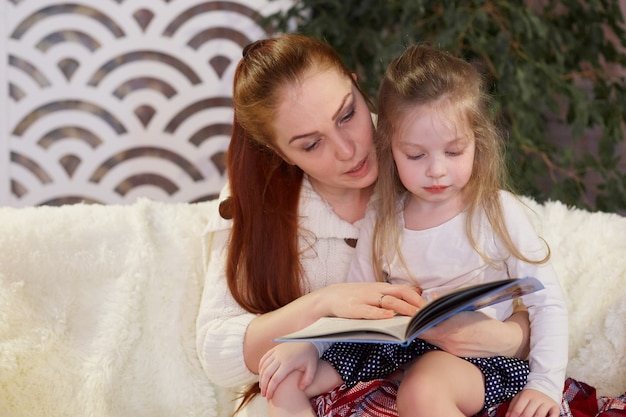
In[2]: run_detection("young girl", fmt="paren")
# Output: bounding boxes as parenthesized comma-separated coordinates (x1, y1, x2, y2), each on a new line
(258, 44, 568, 417)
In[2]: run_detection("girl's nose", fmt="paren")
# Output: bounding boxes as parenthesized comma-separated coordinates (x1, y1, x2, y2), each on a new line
(426, 157, 446, 178)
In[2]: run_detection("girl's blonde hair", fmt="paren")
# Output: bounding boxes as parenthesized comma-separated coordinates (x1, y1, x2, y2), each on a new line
(373, 44, 548, 282)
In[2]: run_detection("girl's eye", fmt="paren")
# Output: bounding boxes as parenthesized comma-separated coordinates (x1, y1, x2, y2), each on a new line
(446, 150, 462, 157)
(407, 153, 425, 161)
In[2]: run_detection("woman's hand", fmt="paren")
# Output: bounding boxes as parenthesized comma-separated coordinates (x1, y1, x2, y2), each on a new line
(419, 308, 530, 358)
(316, 282, 427, 320)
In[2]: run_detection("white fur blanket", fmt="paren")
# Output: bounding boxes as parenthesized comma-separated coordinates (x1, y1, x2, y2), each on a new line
(0, 200, 225, 417)
(521, 197, 626, 395)
(0, 197, 624, 417)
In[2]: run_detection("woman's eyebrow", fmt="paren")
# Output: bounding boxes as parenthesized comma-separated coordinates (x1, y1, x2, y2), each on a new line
(289, 131, 317, 143)
(332, 92, 352, 121)
(288, 92, 353, 144)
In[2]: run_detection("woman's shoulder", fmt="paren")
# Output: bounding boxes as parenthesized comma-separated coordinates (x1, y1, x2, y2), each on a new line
(202, 184, 233, 235)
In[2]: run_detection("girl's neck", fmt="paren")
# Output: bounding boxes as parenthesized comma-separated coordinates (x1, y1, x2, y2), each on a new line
(403, 193, 467, 230)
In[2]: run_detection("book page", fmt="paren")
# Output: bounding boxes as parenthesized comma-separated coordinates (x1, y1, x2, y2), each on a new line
(406, 277, 544, 340)
(277, 315, 412, 343)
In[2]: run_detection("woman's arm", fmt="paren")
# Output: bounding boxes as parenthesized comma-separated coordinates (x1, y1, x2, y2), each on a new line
(196, 227, 425, 384)
(196, 226, 259, 387)
(419, 303, 530, 359)
(244, 281, 424, 373)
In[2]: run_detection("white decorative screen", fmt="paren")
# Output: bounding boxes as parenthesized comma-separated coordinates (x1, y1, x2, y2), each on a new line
(1, 0, 290, 206)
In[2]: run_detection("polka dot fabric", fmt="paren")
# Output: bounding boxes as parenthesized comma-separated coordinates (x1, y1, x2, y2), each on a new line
(321, 339, 529, 410)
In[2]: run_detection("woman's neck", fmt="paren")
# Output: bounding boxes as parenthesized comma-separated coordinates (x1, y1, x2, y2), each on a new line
(311, 182, 374, 224)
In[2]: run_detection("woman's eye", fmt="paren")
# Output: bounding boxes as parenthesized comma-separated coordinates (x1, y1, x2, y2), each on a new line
(340, 108, 355, 123)
(303, 140, 320, 152)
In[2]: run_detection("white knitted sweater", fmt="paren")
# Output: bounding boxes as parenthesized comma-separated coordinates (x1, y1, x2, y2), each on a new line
(195, 178, 364, 416)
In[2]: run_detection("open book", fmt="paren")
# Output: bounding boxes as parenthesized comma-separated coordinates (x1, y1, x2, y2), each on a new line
(276, 276, 543, 346)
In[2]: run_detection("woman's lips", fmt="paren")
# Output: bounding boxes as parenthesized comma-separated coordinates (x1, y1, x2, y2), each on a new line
(345, 156, 368, 177)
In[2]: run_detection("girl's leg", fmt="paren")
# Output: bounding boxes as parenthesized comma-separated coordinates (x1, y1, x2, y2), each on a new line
(303, 359, 344, 397)
(268, 360, 343, 417)
(267, 370, 316, 417)
(397, 350, 485, 417)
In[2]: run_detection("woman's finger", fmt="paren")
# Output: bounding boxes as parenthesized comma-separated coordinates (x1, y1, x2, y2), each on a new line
(376, 285, 426, 316)
(378, 294, 419, 316)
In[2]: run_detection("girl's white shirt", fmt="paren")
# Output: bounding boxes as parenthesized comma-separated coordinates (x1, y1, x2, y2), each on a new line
(348, 190, 568, 402)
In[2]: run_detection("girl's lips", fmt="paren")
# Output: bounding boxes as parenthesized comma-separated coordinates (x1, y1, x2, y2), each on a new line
(424, 185, 449, 194)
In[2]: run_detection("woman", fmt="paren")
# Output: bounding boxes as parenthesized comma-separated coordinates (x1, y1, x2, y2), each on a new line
(195, 33, 530, 417)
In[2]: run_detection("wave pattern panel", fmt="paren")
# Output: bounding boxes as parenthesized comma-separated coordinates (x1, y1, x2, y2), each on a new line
(5, 0, 289, 206)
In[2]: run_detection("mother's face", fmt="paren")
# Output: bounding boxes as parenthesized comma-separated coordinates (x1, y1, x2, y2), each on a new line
(272, 68, 378, 197)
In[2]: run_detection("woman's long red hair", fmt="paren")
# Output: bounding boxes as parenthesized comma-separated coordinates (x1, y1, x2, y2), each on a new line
(221, 34, 366, 413)
(224, 118, 303, 314)
(223, 34, 358, 314)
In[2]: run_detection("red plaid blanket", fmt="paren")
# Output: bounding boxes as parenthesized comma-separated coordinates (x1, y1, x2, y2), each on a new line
(312, 378, 626, 417)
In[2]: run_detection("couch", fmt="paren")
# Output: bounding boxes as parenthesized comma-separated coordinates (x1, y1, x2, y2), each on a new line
(0, 197, 624, 417)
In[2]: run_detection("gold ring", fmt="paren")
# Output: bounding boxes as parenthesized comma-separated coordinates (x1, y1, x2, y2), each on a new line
(378, 294, 386, 308)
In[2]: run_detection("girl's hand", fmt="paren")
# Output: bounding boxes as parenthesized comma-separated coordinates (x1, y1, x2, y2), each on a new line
(506, 388, 560, 417)
(258, 342, 319, 399)
(317, 282, 426, 320)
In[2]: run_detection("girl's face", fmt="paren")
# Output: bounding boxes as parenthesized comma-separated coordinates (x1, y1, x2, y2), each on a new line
(391, 101, 475, 213)
(272, 68, 377, 200)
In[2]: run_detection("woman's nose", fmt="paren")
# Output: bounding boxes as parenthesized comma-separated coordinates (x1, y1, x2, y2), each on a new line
(333, 133, 355, 161)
